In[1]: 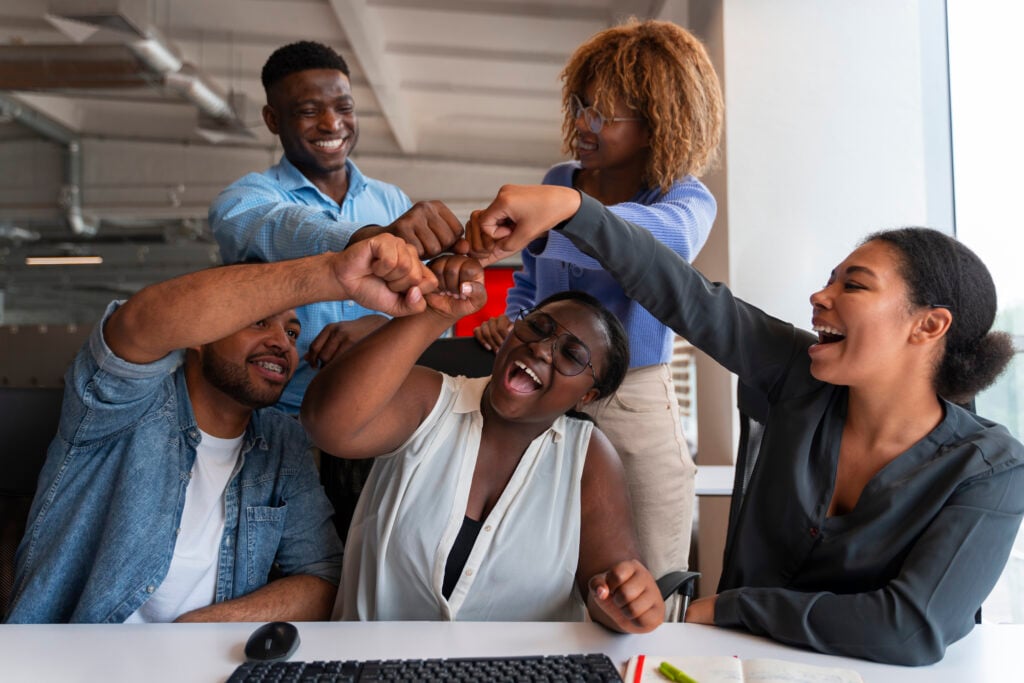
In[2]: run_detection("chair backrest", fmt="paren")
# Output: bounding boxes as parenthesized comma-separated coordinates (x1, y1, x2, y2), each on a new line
(718, 379, 769, 592)
(0, 386, 66, 616)
(415, 337, 495, 378)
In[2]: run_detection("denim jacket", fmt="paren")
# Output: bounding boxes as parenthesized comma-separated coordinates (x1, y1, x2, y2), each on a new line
(6, 302, 343, 623)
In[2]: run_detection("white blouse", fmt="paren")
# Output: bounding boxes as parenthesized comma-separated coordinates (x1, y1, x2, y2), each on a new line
(336, 374, 592, 622)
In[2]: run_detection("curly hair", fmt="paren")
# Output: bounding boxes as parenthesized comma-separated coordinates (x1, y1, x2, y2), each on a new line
(864, 227, 1014, 404)
(261, 41, 349, 91)
(560, 18, 723, 192)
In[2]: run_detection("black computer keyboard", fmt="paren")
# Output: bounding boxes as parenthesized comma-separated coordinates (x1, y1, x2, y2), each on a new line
(227, 653, 623, 682)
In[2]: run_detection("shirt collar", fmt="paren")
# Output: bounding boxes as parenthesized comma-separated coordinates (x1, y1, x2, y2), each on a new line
(450, 375, 566, 442)
(273, 154, 368, 204)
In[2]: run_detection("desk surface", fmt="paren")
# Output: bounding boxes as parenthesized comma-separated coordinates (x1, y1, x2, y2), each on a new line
(2, 621, 1018, 682)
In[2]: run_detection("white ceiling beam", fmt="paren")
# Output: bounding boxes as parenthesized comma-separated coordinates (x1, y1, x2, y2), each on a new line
(327, 0, 417, 154)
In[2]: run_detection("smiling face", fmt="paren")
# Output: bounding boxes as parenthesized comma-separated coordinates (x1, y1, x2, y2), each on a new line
(198, 310, 301, 410)
(487, 300, 608, 426)
(572, 83, 650, 175)
(263, 68, 359, 185)
(807, 240, 928, 389)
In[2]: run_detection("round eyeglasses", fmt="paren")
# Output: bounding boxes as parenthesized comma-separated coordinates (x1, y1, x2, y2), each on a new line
(512, 308, 599, 383)
(569, 93, 643, 134)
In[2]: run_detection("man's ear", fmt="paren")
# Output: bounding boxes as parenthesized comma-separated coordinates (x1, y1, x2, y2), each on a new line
(576, 387, 601, 411)
(262, 104, 279, 135)
(911, 307, 953, 345)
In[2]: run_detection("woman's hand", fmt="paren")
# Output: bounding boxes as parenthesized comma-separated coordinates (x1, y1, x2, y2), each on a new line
(463, 185, 581, 266)
(425, 255, 487, 321)
(684, 595, 717, 624)
(305, 315, 389, 369)
(587, 559, 665, 634)
(473, 314, 511, 352)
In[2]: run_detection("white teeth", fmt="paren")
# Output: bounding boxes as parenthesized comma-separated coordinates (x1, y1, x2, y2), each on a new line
(314, 139, 343, 150)
(812, 324, 845, 337)
(577, 141, 597, 151)
(256, 360, 284, 373)
(515, 360, 542, 386)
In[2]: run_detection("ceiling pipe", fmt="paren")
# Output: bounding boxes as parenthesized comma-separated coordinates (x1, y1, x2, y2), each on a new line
(45, 1, 252, 138)
(0, 93, 98, 237)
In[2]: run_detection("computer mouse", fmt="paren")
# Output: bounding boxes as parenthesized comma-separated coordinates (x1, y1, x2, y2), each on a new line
(244, 621, 300, 662)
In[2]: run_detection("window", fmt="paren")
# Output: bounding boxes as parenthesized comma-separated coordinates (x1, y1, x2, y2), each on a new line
(947, 0, 1024, 624)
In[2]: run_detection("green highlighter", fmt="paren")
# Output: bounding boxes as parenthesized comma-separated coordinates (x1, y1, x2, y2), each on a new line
(658, 661, 699, 683)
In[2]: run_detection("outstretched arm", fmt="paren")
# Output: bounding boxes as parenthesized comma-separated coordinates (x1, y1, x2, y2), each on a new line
(105, 234, 434, 365)
(577, 429, 664, 634)
(301, 255, 486, 458)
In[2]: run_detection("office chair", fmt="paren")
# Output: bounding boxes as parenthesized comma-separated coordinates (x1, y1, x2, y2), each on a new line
(0, 387, 65, 616)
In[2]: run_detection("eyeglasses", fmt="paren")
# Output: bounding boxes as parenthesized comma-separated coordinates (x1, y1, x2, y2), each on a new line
(569, 93, 643, 134)
(512, 309, 599, 383)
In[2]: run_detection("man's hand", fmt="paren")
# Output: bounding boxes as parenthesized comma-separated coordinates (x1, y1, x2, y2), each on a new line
(330, 233, 437, 317)
(386, 200, 466, 258)
(306, 315, 389, 369)
(424, 255, 487, 321)
(473, 314, 511, 352)
(463, 185, 582, 266)
(588, 559, 665, 634)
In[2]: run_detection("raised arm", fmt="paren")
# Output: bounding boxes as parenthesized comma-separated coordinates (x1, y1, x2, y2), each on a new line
(301, 255, 486, 458)
(468, 185, 811, 395)
(577, 428, 664, 634)
(105, 234, 434, 365)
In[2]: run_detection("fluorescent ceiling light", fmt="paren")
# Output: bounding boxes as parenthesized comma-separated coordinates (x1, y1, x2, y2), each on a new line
(25, 255, 104, 266)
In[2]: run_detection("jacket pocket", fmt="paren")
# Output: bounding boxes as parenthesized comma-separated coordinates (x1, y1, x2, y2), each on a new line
(246, 504, 286, 586)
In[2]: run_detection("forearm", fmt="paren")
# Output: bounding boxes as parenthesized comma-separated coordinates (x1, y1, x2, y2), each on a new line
(174, 575, 336, 623)
(559, 194, 803, 387)
(301, 308, 452, 453)
(107, 254, 347, 363)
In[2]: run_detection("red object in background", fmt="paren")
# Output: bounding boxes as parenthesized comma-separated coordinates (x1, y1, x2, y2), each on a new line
(454, 266, 518, 337)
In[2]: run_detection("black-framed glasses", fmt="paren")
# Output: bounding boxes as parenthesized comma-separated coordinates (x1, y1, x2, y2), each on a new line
(569, 93, 642, 134)
(512, 308, 598, 383)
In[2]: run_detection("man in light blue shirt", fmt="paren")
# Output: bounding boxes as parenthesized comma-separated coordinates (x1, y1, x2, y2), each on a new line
(6, 236, 436, 623)
(211, 41, 463, 413)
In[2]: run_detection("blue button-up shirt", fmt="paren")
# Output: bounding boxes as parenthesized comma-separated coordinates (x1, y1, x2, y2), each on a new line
(6, 302, 343, 623)
(506, 161, 717, 367)
(209, 156, 412, 412)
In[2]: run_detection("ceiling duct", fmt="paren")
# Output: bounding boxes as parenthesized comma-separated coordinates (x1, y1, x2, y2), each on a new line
(42, 0, 253, 139)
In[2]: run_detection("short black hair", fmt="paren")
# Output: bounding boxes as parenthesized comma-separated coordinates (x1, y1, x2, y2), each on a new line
(261, 41, 350, 91)
(864, 227, 1013, 404)
(533, 290, 630, 400)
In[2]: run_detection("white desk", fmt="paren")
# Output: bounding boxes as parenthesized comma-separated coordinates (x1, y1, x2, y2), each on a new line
(2, 621, 1019, 682)
(695, 465, 734, 496)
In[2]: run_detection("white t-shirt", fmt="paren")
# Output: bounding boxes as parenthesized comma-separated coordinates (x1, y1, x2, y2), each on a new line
(126, 429, 242, 623)
(337, 374, 591, 622)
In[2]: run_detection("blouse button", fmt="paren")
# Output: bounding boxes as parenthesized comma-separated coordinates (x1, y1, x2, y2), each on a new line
(484, 525, 492, 532)
(465, 568, 474, 577)
(809, 527, 819, 537)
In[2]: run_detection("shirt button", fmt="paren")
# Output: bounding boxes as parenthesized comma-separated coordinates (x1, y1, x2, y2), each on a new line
(175, 528, 181, 536)
(570, 265, 583, 277)
(809, 527, 819, 537)
(146, 585, 155, 593)
(225, 537, 231, 547)
(484, 525, 492, 532)
(465, 568, 473, 577)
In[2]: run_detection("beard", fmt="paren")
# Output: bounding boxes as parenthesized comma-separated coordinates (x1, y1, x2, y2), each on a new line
(200, 349, 286, 410)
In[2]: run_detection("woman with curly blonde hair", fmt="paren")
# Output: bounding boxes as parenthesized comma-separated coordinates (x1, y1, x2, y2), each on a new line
(474, 18, 724, 602)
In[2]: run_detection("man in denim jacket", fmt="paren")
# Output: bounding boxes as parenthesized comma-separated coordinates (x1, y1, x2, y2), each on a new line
(5, 234, 435, 623)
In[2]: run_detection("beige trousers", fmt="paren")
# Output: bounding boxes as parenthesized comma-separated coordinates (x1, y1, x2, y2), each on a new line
(582, 363, 696, 581)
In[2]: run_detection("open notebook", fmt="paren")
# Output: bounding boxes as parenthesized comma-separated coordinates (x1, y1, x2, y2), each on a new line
(624, 654, 864, 683)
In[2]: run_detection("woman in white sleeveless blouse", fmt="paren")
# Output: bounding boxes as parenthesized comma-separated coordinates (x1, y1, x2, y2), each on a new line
(301, 255, 664, 633)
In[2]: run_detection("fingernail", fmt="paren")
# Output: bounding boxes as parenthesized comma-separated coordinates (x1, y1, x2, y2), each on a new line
(461, 283, 472, 296)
